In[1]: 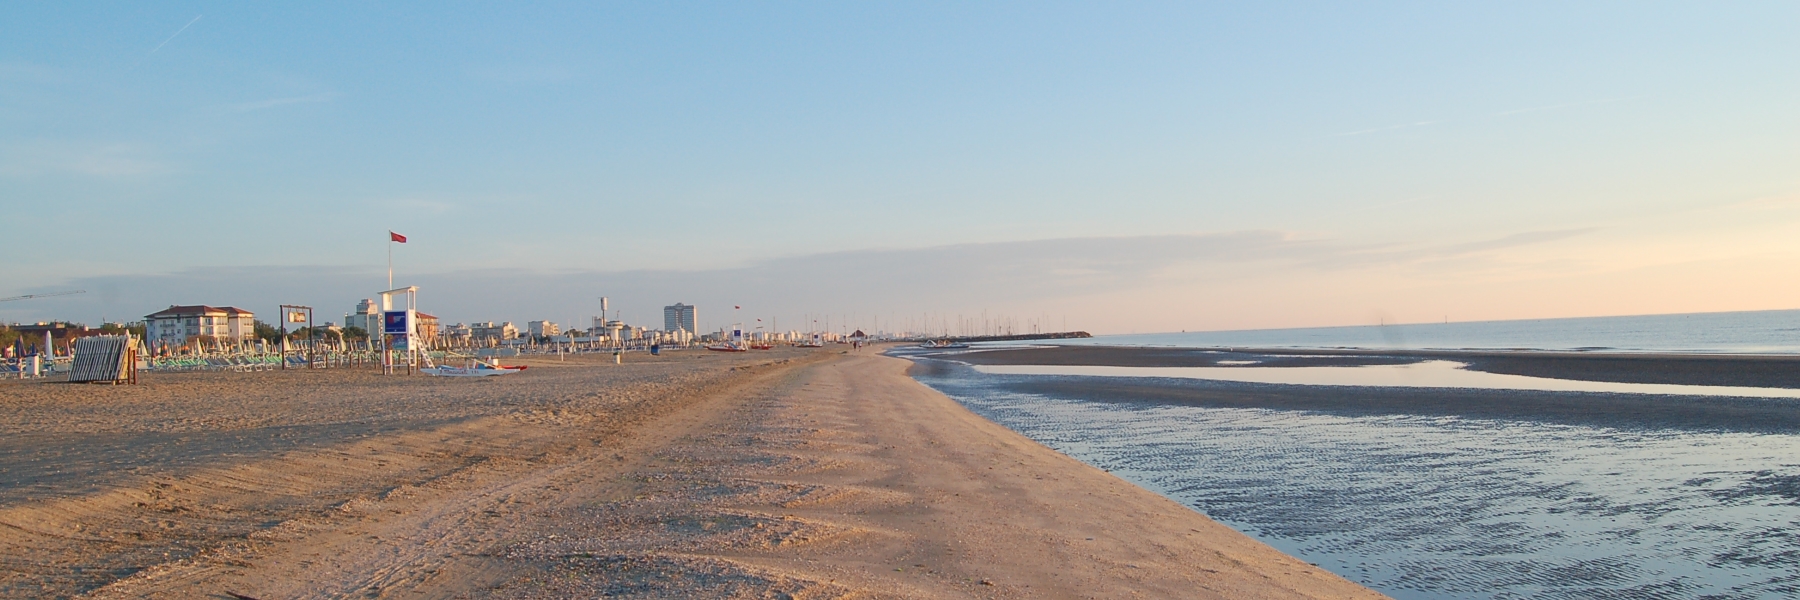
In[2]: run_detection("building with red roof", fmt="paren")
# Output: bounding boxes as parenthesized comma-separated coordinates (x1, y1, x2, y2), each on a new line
(144, 305, 256, 345)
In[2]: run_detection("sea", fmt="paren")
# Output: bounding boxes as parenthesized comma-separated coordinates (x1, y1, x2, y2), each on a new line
(905, 309, 1800, 599)
(1023, 308, 1800, 354)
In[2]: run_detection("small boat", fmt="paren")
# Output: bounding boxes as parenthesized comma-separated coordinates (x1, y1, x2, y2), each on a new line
(919, 340, 969, 349)
(707, 344, 748, 352)
(751, 343, 774, 350)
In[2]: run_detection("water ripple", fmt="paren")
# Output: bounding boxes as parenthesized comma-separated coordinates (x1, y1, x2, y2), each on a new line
(920, 372, 1800, 599)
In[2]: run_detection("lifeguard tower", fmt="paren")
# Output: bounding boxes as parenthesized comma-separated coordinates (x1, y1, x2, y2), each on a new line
(379, 286, 418, 374)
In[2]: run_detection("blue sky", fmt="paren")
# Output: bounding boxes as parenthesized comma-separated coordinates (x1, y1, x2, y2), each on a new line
(4, 2, 1797, 334)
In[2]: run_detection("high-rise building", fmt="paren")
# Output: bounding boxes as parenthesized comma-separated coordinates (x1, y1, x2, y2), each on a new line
(664, 303, 697, 334)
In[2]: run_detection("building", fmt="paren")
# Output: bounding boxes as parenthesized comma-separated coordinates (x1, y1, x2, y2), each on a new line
(344, 299, 380, 334)
(442, 323, 473, 344)
(346, 300, 436, 343)
(470, 321, 518, 343)
(144, 305, 255, 345)
(415, 313, 439, 343)
(664, 303, 697, 335)
(528, 320, 560, 337)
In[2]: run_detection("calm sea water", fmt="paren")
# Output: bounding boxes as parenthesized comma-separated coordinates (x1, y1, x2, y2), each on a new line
(1017, 309, 1800, 354)
(917, 309, 1800, 597)
(908, 363, 1800, 599)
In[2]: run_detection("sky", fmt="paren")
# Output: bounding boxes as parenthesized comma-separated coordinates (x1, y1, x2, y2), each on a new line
(3, 2, 1797, 335)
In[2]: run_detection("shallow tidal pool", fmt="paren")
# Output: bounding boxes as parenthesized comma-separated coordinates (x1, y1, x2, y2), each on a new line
(917, 367, 1800, 599)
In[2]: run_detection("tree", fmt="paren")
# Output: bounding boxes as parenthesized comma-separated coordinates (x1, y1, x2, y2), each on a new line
(253, 320, 281, 343)
(341, 326, 369, 341)
(289, 326, 342, 342)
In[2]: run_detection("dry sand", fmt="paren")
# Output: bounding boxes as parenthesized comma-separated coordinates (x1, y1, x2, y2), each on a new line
(1, 347, 1380, 599)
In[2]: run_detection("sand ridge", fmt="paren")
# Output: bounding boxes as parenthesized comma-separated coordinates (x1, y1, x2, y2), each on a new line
(492, 351, 1383, 598)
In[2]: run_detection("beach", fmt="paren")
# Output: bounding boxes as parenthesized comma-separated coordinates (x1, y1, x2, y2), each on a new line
(0, 346, 1377, 599)
(908, 344, 1800, 597)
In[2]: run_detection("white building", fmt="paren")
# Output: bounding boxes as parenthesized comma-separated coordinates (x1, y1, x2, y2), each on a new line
(344, 299, 381, 334)
(664, 303, 697, 335)
(470, 322, 518, 343)
(144, 305, 255, 345)
(528, 320, 560, 337)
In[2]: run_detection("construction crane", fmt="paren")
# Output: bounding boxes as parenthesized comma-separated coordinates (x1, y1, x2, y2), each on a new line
(0, 290, 85, 302)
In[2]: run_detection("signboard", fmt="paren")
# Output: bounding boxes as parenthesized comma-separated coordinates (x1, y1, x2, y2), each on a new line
(288, 312, 308, 323)
(384, 310, 410, 335)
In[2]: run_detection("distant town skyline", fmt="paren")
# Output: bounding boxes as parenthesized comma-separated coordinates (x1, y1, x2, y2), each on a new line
(4, 3, 1797, 334)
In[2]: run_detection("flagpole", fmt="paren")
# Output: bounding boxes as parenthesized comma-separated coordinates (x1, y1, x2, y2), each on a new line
(387, 236, 393, 289)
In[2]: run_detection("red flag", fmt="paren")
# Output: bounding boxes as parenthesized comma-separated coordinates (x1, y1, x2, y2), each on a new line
(390, 231, 407, 243)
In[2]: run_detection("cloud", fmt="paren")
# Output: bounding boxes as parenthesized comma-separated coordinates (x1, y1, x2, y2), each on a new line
(1328, 95, 1643, 139)
(8, 230, 1598, 332)
(1407, 228, 1597, 258)
(229, 92, 339, 112)
(0, 141, 167, 177)
(1732, 192, 1800, 210)
(147, 15, 203, 55)
(1493, 96, 1642, 117)
(1329, 120, 1441, 138)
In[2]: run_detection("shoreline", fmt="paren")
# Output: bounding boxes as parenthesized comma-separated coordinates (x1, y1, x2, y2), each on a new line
(1, 345, 1378, 598)
(943, 344, 1800, 389)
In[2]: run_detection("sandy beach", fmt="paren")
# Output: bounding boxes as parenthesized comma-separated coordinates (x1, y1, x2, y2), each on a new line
(0, 347, 1377, 599)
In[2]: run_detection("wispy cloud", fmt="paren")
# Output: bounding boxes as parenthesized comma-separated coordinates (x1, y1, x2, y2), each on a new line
(229, 92, 339, 112)
(148, 15, 203, 56)
(1330, 121, 1441, 138)
(1419, 228, 1598, 257)
(1329, 96, 1643, 139)
(1300, 228, 1598, 271)
(1732, 191, 1800, 210)
(1493, 96, 1642, 117)
(0, 141, 167, 177)
(7, 229, 1611, 334)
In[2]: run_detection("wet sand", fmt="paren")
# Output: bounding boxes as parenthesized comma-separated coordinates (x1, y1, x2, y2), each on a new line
(0, 348, 1376, 598)
(949, 345, 1800, 388)
(926, 346, 1800, 433)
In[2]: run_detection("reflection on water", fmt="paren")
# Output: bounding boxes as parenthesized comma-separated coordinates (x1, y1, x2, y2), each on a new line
(918, 369, 1800, 599)
(975, 361, 1800, 399)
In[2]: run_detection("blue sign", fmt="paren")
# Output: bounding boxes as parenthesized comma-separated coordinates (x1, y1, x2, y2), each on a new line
(383, 311, 409, 335)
